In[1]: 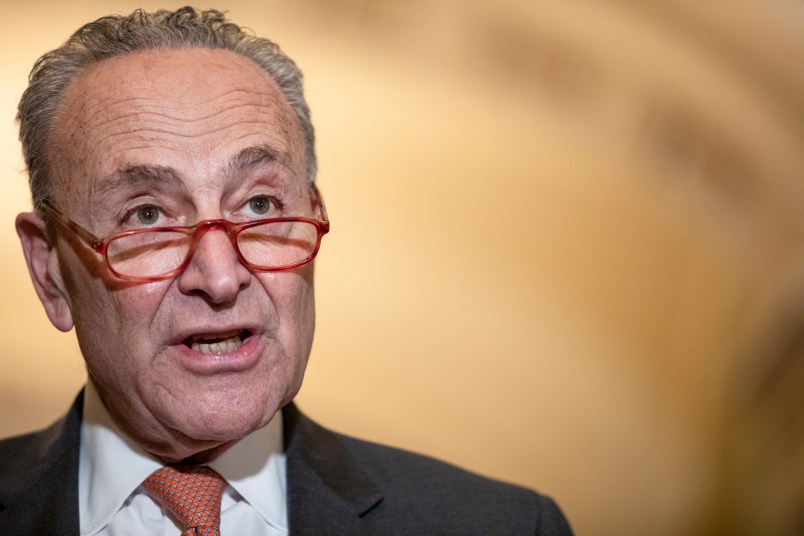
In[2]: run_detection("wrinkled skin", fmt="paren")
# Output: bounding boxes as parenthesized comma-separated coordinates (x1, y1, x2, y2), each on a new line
(16, 48, 318, 463)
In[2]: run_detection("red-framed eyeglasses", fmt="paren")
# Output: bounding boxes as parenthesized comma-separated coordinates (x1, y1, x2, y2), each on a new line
(40, 186, 330, 283)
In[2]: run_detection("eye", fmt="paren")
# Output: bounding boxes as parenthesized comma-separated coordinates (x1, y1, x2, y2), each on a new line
(123, 204, 163, 227)
(136, 205, 161, 225)
(246, 196, 278, 216)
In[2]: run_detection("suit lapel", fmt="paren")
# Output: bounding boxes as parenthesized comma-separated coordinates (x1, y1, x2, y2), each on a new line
(0, 391, 83, 535)
(283, 403, 384, 535)
(1, 396, 385, 535)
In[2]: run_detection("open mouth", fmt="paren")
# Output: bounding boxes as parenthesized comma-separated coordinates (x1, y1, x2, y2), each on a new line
(182, 330, 252, 355)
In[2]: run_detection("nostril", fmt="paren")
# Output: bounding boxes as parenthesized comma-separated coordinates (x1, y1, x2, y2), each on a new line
(176, 228, 251, 303)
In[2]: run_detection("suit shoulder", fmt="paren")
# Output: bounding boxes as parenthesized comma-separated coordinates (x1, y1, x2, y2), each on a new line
(0, 411, 82, 535)
(0, 393, 83, 491)
(283, 404, 573, 534)
(0, 417, 72, 489)
(335, 431, 573, 534)
(338, 431, 526, 492)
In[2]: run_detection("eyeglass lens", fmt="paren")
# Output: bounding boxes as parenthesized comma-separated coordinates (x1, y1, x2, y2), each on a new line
(107, 220, 320, 278)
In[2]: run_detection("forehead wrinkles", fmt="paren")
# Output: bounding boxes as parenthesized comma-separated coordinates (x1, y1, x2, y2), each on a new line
(64, 87, 287, 150)
(48, 49, 304, 201)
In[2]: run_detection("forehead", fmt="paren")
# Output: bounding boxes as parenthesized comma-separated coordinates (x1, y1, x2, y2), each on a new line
(48, 47, 305, 201)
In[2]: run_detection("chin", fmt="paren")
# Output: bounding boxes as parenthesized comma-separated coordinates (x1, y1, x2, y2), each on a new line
(180, 403, 274, 443)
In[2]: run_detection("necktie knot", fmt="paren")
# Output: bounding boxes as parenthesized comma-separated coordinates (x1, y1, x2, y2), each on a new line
(143, 465, 227, 536)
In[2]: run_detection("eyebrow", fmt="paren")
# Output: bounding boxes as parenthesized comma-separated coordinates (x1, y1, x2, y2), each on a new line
(96, 143, 294, 197)
(96, 164, 182, 198)
(225, 144, 294, 178)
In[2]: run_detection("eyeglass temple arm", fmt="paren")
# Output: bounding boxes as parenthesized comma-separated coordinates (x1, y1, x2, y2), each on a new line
(39, 202, 104, 251)
(311, 183, 329, 223)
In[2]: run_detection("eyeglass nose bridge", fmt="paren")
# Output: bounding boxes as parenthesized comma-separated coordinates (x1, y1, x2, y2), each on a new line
(182, 218, 248, 270)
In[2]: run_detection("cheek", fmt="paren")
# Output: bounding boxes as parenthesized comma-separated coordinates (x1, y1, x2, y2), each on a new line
(58, 243, 115, 333)
(258, 268, 316, 338)
(74, 283, 169, 407)
(69, 287, 129, 388)
(57, 235, 107, 286)
(267, 271, 316, 406)
(61, 251, 166, 375)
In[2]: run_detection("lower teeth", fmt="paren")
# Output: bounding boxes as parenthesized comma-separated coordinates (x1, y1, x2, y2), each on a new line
(190, 335, 243, 355)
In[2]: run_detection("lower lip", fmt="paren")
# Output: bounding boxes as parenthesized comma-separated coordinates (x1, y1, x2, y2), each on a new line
(173, 334, 263, 375)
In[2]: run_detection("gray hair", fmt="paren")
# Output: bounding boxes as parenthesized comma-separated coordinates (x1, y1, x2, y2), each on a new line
(17, 6, 316, 209)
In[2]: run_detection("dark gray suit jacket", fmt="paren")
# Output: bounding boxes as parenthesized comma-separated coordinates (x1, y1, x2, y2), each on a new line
(0, 392, 572, 534)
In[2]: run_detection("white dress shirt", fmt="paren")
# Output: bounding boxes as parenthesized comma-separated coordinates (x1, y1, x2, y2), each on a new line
(78, 382, 288, 535)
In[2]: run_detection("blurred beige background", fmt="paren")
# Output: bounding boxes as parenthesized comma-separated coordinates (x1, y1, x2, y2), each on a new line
(1, 1, 802, 534)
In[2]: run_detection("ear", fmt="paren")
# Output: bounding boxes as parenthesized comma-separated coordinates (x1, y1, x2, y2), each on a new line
(16, 212, 74, 332)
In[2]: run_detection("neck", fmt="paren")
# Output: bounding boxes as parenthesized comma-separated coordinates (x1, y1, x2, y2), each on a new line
(89, 379, 244, 465)
(153, 439, 238, 465)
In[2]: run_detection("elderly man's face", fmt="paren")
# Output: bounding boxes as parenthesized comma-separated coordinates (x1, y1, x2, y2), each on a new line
(25, 48, 316, 461)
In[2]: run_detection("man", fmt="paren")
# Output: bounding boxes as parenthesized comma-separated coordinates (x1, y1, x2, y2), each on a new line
(0, 7, 572, 535)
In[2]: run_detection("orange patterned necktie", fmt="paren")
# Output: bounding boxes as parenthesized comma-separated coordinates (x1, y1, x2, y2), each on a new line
(143, 465, 227, 536)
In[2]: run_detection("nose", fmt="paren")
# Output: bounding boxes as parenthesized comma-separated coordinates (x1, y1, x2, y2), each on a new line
(176, 225, 251, 304)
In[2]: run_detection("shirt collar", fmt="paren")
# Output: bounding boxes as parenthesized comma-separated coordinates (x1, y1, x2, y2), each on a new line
(79, 382, 287, 534)
(209, 410, 287, 530)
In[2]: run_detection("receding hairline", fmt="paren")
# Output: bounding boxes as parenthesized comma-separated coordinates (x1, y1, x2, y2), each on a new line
(67, 44, 288, 80)
(44, 47, 307, 203)
(18, 6, 317, 213)
(53, 45, 300, 113)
